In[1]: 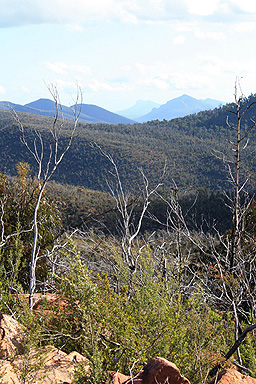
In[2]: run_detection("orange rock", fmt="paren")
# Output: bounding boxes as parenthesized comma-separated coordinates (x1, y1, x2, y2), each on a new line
(108, 370, 131, 384)
(0, 313, 91, 383)
(0, 345, 90, 384)
(133, 357, 191, 384)
(213, 369, 256, 384)
(15, 293, 69, 314)
(108, 357, 191, 384)
(0, 360, 20, 384)
(0, 314, 24, 359)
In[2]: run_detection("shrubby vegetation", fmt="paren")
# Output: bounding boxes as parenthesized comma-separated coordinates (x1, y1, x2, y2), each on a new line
(1, 163, 256, 383)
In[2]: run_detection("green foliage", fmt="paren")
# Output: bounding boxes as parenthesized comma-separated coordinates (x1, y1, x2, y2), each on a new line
(0, 163, 61, 291)
(39, 240, 234, 384)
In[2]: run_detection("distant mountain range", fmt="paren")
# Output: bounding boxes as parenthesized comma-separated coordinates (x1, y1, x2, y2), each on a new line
(130, 95, 223, 122)
(0, 99, 135, 125)
(0, 94, 223, 125)
(116, 100, 161, 119)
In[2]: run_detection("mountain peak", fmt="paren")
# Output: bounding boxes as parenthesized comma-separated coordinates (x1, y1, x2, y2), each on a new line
(116, 100, 161, 119)
(25, 98, 56, 111)
(136, 95, 223, 123)
(2, 98, 135, 125)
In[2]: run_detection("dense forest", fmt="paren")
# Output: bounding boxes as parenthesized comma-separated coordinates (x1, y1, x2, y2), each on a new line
(0, 91, 256, 383)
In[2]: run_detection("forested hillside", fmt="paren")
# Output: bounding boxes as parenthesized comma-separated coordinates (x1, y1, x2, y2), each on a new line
(1, 95, 256, 193)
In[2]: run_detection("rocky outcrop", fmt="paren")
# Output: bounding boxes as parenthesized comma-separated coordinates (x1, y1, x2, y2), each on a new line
(108, 357, 191, 384)
(211, 369, 256, 384)
(2, 313, 256, 384)
(108, 359, 256, 384)
(0, 314, 90, 384)
(0, 346, 90, 384)
(0, 313, 24, 359)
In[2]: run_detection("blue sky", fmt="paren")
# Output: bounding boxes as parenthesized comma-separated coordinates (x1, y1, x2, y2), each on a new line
(0, 0, 256, 111)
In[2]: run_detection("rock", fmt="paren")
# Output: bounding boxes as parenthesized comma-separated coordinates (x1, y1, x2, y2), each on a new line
(0, 314, 24, 359)
(108, 357, 191, 384)
(0, 345, 91, 384)
(213, 368, 256, 384)
(108, 370, 130, 384)
(14, 293, 69, 315)
(0, 313, 90, 383)
(0, 360, 20, 384)
(134, 357, 191, 384)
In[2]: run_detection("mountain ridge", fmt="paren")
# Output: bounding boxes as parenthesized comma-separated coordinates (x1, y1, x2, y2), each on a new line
(0, 99, 135, 125)
(0, 94, 223, 125)
(116, 100, 161, 119)
(135, 94, 223, 122)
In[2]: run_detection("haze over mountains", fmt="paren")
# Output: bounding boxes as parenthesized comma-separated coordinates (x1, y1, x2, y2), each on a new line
(0, 94, 223, 125)
(129, 94, 223, 122)
(116, 100, 161, 119)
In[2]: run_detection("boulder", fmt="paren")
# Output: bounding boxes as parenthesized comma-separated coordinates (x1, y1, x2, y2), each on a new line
(133, 357, 191, 384)
(0, 314, 24, 359)
(108, 357, 191, 384)
(108, 370, 130, 384)
(0, 313, 90, 383)
(213, 368, 256, 384)
(0, 346, 90, 384)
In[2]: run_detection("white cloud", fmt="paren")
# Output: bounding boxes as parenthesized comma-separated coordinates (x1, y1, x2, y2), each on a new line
(1, 0, 254, 27)
(139, 78, 170, 90)
(116, 6, 139, 24)
(194, 30, 226, 40)
(0, 0, 116, 27)
(84, 79, 134, 93)
(230, 0, 256, 13)
(85, 80, 114, 92)
(45, 62, 68, 76)
(21, 86, 30, 94)
(198, 55, 250, 75)
(172, 35, 186, 44)
(44, 62, 91, 77)
(173, 22, 195, 33)
(70, 65, 91, 75)
(0, 85, 5, 94)
(135, 62, 170, 76)
(183, 0, 220, 16)
(66, 24, 84, 32)
(233, 22, 256, 32)
(171, 71, 214, 90)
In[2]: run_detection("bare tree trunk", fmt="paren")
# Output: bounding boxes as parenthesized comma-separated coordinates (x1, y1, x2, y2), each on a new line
(29, 186, 45, 309)
(12, 84, 82, 310)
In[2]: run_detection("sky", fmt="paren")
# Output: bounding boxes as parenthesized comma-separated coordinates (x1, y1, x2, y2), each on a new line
(0, 0, 256, 112)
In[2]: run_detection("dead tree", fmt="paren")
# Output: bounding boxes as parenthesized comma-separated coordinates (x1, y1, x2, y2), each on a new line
(12, 84, 82, 310)
(191, 80, 256, 368)
(226, 80, 256, 271)
(95, 145, 164, 272)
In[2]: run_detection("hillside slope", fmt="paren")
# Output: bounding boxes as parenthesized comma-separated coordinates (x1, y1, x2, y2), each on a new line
(0, 96, 256, 193)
